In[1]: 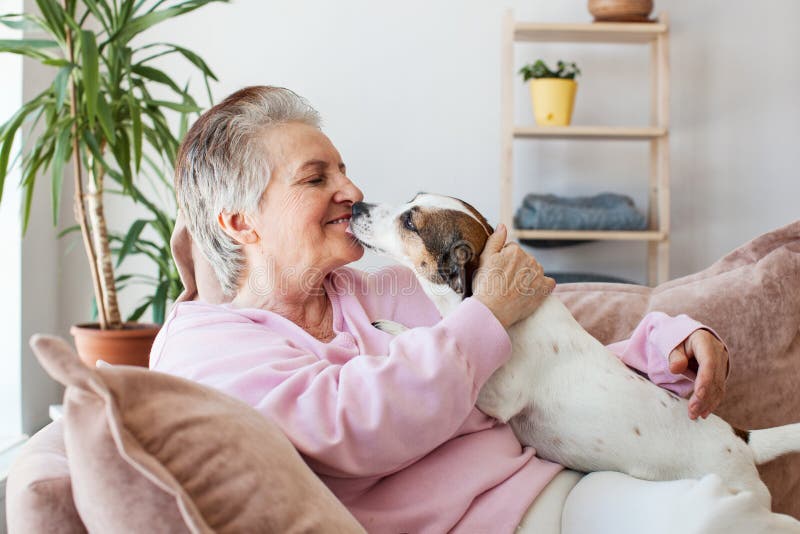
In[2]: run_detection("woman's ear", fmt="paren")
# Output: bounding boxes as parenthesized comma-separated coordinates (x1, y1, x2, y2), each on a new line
(217, 210, 260, 245)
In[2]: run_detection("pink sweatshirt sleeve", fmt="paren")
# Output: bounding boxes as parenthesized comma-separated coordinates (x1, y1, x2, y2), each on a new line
(606, 311, 727, 398)
(153, 297, 511, 479)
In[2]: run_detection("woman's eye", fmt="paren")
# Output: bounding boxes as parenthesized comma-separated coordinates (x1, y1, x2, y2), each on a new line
(403, 212, 417, 232)
(307, 176, 324, 185)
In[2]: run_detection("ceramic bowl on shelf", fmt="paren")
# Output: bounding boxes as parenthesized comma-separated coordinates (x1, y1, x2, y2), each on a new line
(588, 0, 654, 22)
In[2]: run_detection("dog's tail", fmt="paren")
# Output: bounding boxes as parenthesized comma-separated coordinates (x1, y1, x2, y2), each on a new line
(745, 423, 800, 465)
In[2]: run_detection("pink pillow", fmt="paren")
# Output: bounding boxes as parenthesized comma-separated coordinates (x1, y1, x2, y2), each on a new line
(18, 335, 366, 533)
(5, 420, 85, 533)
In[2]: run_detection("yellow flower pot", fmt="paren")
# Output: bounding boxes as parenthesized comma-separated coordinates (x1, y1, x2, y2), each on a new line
(530, 78, 578, 126)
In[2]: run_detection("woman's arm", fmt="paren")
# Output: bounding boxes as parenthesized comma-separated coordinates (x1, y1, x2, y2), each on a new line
(606, 311, 729, 417)
(152, 298, 511, 479)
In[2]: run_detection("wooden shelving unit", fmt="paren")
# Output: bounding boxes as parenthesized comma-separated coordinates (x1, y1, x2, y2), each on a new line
(501, 11, 671, 285)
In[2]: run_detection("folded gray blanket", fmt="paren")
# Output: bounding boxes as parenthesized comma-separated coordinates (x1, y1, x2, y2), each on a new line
(514, 192, 647, 231)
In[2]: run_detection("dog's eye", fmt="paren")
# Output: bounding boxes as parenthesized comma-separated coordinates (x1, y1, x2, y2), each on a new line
(402, 211, 417, 232)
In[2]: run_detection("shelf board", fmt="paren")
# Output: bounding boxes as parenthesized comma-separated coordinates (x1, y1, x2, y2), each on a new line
(514, 21, 667, 44)
(514, 126, 666, 140)
(513, 229, 666, 241)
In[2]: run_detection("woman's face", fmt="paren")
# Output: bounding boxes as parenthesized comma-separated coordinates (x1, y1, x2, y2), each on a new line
(249, 121, 365, 279)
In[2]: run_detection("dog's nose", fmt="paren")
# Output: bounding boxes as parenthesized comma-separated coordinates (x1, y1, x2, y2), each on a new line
(352, 202, 372, 218)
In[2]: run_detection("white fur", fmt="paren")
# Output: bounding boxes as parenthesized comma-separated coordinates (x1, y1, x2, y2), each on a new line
(355, 194, 800, 510)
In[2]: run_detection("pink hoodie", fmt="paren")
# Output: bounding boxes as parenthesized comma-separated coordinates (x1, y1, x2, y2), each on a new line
(150, 265, 709, 533)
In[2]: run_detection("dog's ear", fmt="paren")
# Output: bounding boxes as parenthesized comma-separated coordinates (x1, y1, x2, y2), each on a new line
(439, 241, 477, 299)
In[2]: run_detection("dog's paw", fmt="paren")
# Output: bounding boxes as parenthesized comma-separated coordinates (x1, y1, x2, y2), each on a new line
(371, 319, 410, 335)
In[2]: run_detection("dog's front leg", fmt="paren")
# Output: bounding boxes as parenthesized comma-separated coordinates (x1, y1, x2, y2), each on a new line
(371, 319, 410, 336)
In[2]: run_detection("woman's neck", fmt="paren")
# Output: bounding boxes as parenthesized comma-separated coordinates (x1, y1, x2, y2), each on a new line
(231, 275, 335, 342)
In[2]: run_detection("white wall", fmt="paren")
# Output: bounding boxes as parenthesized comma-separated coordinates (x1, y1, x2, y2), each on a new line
(0, 0, 22, 440)
(11, 0, 67, 436)
(121, 0, 797, 284)
(13, 1, 799, 427)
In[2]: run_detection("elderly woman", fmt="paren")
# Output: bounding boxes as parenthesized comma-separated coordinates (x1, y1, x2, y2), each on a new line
(151, 86, 800, 534)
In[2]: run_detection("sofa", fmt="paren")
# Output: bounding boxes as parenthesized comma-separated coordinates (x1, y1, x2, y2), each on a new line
(6, 220, 800, 532)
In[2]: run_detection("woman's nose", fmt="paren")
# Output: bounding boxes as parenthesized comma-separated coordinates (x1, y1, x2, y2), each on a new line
(334, 176, 364, 204)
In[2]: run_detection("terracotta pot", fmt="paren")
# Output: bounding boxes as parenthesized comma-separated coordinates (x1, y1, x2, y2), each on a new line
(588, 0, 653, 22)
(70, 322, 161, 368)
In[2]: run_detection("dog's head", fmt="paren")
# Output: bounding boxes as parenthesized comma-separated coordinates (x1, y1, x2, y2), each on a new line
(349, 192, 493, 299)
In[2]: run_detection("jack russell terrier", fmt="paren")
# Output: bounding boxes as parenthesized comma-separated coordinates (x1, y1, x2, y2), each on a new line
(347, 192, 800, 508)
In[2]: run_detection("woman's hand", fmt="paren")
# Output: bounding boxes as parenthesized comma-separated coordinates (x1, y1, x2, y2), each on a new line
(473, 224, 555, 329)
(668, 329, 729, 420)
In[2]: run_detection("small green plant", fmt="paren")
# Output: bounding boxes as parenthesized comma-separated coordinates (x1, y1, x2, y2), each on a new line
(519, 60, 581, 82)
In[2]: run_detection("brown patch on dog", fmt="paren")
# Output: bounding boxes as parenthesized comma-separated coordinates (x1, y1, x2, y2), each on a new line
(660, 400, 668, 408)
(634, 426, 641, 436)
(398, 206, 489, 297)
(400, 227, 441, 282)
(726, 447, 732, 454)
(732, 427, 750, 443)
(456, 198, 494, 237)
(552, 437, 563, 447)
(552, 343, 560, 354)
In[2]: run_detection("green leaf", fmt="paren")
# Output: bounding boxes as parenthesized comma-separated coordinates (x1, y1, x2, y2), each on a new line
(159, 43, 218, 81)
(116, 218, 148, 267)
(57, 224, 80, 238)
(152, 279, 168, 323)
(130, 64, 183, 93)
(0, 95, 47, 205)
(21, 173, 36, 235)
(0, 40, 57, 61)
(203, 72, 213, 107)
(112, 1, 227, 46)
(42, 57, 71, 67)
(0, 38, 59, 49)
(179, 110, 189, 140)
(115, 274, 134, 284)
(0, 14, 42, 31)
(118, 0, 136, 25)
(145, 99, 200, 114)
(81, 0, 112, 35)
(113, 128, 133, 191)
(127, 96, 143, 171)
(51, 125, 71, 225)
(53, 65, 72, 111)
(96, 93, 115, 142)
(34, 0, 67, 41)
(20, 142, 52, 234)
(127, 299, 151, 322)
(80, 29, 100, 129)
(142, 0, 171, 15)
(82, 130, 124, 183)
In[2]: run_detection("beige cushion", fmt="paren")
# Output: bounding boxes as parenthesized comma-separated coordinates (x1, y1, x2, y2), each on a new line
(555, 219, 800, 518)
(18, 335, 365, 534)
(5, 420, 86, 534)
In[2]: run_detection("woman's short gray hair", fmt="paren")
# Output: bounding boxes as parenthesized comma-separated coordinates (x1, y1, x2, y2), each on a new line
(175, 86, 321, 295)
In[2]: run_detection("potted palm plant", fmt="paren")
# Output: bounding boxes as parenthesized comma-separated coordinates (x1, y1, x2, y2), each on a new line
(0, 0, 225, 366)
(519, 59, 581, 126)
